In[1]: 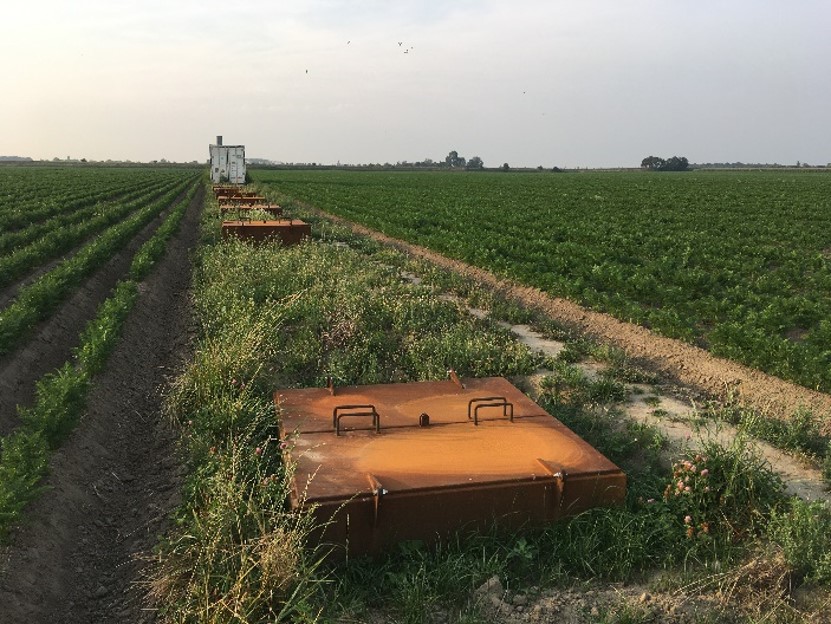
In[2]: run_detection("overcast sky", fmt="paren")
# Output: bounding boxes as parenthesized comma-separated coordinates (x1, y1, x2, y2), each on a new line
(2, 1, 829, 167)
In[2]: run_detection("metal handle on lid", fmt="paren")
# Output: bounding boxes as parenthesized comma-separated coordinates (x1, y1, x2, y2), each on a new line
(467, 396, 514, 425)
(332, 404, 380, 435)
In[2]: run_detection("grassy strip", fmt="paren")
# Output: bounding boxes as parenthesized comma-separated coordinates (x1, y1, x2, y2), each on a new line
(152, 197, 831, 623)
(151, 194, 542, 621)
(0, 176, 198, 355)
(0, 180, 200, 538)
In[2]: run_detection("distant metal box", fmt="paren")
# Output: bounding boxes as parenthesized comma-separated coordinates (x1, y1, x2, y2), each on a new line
(219, 204, 283, 217)
(220, 195, 266, 206)
(275, 377, 626, 556)
(209, 144, 246, 184)
(221, 219, 311, 245)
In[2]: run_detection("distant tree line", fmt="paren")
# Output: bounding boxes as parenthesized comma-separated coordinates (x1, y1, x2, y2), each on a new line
(263, 150, 567, 172)
(693, 161, 828, 169)
(442, 150, 485, 170)
(641, 155, 689, 171)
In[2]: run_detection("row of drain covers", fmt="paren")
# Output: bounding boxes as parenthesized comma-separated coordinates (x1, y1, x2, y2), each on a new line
(213, 183, 311, 244)
(214, 183, 626, 555)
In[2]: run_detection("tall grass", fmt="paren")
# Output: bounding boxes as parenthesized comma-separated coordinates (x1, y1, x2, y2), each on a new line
(153, 200, 543, 620)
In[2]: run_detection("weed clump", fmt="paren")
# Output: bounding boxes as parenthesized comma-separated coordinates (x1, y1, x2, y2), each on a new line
(662, 436, 785, 545)
(767, 498, 831, 585)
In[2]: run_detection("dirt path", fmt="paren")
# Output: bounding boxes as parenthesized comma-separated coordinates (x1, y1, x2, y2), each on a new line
(312, 208, 831, 431)
(421, 281, 831, 503)
(0, 186, 203, 623)
(0, 186, 194, 437)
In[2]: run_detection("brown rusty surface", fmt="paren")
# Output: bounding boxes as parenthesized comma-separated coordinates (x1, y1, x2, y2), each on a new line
(275, 377, 626, 555)
(220, 195, 266, 205)
(221, 219, 311, 245)
(219, 204, 283, 216)
(213, 186, 242, 198)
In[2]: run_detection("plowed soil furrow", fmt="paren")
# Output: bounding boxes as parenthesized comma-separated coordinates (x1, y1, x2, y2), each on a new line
(310, 207, 831, 430)
(0, 186, 202, 624)
(0, 185, 193, 436)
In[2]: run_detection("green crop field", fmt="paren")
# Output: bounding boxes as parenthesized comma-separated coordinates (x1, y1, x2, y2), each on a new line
(252, 169, 831, 393)
(0, 165, 201, 534)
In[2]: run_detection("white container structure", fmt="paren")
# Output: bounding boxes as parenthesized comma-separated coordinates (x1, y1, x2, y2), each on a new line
(209, 136, 246, 183)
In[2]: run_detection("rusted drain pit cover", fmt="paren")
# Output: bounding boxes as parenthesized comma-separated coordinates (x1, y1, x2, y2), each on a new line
(275, 376, 626, 556)
(221, 219, 311, 245)
(220, 204, 283, 216)
(218, 195, 267, 205)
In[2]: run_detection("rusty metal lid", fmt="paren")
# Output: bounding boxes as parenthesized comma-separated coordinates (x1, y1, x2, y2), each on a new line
(221, 219, 307, 227)
(275, 377, 625, 554)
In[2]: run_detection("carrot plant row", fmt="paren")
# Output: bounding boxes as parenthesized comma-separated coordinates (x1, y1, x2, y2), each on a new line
(0, 167, 189, 231)
(0, 177, 201, 538)
(0, 177, 176, 256)
(0, 177, 188, 287)
(0, 174, 199, 355)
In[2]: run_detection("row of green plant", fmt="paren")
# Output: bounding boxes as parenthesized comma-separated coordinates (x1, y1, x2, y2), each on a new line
(0, 176, 177, 256)
(0, 174, 157, 236)
(251, 168, 831, 393)
(0, 176, 190, 289)
(0, 179, 200, 539)
(155, 196, 831, 622)
(0, 166, 195, 231)
(0, 176, 198, 356)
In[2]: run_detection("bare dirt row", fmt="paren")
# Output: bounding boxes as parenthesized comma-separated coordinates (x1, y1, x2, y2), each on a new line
(0, 187, 203, 623)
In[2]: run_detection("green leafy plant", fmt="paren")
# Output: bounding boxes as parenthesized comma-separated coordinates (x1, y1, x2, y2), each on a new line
(767, 498, 831, 584)
(252, 168, 831, 393)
